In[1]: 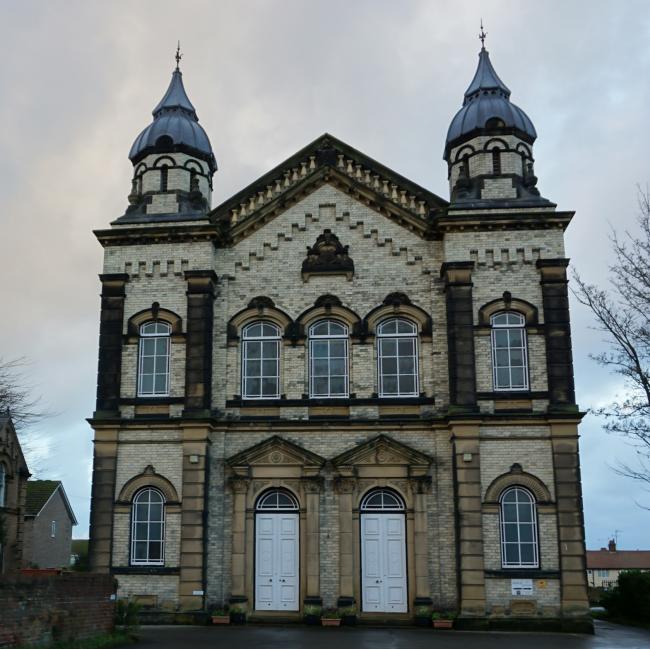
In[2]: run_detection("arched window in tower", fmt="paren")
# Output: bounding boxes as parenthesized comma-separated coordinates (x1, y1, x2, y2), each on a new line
(491, 312, 528, 391)
(242, 321, 281, 399)
(462, 155, 470, 179)
(309, 320, 349, 398)
(492, 148, 502, 175)
(138, 321, 171, 397)
(377, 318, 419, 397)
(500, 486, 539, 568)
(131, 487, 165, 565)
(160, 166, 169, 192)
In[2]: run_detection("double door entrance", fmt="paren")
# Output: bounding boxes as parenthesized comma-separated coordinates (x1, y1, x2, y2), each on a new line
(254, 491, 300, 611)
(253, 488, 408, 614)
(360, 512, 408, 612)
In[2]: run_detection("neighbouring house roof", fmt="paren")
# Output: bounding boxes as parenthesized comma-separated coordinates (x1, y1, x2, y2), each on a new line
(0, 414, 30, 478)
(586, 549, 650, 570)
(25, 480, 78, 525)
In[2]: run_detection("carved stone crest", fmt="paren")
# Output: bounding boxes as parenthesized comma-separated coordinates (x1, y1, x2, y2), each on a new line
(302, 229, 354, 280)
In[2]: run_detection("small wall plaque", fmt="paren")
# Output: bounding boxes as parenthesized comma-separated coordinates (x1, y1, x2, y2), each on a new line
(511, 578, 533, 596)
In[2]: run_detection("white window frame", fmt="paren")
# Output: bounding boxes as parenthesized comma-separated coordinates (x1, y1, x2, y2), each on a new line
(360, 489, 405, 511)
(491, 312, 529, 391)
(256, 489, 299, 511)
(137, 321, 171, 397)
(51, 520, 56, 538)
(376, 318, 419, 398)
(131, 487, 166, 566)
(499, 486, 539, 569)
(241, 321, 281, 400)
(309, 320, 349, 398)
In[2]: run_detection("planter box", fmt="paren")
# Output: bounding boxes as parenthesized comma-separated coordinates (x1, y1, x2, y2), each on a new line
(211, 615, 230, 625)
(321, 618, 341, 627)
(230, 613, 246, 625)
(433, 619, 454, 629)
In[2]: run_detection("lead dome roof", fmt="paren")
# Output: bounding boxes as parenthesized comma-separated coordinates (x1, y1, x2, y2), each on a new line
(129, 68, 217, 172)
(445, 47, 537, 159)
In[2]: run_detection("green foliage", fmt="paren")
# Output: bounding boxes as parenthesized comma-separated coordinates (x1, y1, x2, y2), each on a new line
(210, 604, 229, 616)
(229, 605, 246, 615)
(321, 608, 341, 619)
(601, 570, 650, 623)
(339, 605, 357, 617)
(114, 599, 141, 629)
(415, 605, 431, 618)
(431, 610, 457, 620)
(303, 604, 322, 616)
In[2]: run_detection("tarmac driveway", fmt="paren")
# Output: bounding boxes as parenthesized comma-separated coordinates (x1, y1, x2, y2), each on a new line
(132, 620, 650, 649)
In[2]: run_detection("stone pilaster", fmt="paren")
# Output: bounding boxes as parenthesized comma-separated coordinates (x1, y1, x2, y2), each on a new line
(304, 478, 322, 602)
(95, 273, 128, 416)
(537, 259, 576, 409)
(184, 271, 217, 416)
(550, 422, 590, 617)
(88, 428, 118, 573)
(178, 425, 210, 610)
(411, 476, 432, 601)
(335, 477, 356, 602)
(451, 423, 486, 617)
(229, 477, 249, 602)
(441, 262, 477, 410)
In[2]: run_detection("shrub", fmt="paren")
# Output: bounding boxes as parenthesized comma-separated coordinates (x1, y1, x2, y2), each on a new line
(321, 608, 341, 619)
(114, 599, 141, 629)
(601, 570, 650, 623)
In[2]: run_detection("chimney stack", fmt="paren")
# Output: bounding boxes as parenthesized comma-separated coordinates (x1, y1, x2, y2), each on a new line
(608, 539, 617, 552)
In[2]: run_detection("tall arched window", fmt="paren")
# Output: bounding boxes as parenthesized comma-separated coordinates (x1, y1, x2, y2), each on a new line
(377, 318, 418, 397)
(138, 321, 171, 397)
(500, 486, 539, 568)
(242, 321, 281, 399)
(309, 320, 348, 398)
(491, 312, 528, 391)
(491, 148, 502, 175)
(131, 487, 165, 565)
(0, 463, 5, 507)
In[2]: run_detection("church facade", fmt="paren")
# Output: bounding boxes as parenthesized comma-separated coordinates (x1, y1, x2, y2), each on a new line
(88, 44, 591, 627)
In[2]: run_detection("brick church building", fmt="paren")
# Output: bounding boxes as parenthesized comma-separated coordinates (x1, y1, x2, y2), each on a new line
(88, 41, 590, 628)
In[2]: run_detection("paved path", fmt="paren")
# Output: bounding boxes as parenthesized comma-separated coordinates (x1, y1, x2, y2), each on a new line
(132, 620, 650, 649)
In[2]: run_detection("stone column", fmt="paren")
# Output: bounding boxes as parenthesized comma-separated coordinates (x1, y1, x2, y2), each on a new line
(229, 477, 249, 601)
(550, 422, 590, 620)
(184, 271, 217, 416)
(451, 423, 486, 617)
(178, 425, 209, 610)
(95, 273, 128, 416)
(336, 478, 356, 604)
(304, 478, 322, 603)
(411, 476, 432, 603)
(537, 259, 576, 409)
(88, 428, 118, 572)
(440, 262, 477, 410)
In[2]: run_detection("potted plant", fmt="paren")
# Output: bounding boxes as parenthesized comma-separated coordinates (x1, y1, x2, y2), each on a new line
(321, 608, 342, 627)
(230, 604, 247, 625)
(431, 611, 456, 629)
(414, 605, 431, 627)
(303, 604, 322, 625)
(210, 605, 230, 625)
(339, 605, 357, 626)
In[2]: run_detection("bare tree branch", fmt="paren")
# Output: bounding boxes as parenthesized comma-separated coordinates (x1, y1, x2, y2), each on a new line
(571, 186, 650, 502)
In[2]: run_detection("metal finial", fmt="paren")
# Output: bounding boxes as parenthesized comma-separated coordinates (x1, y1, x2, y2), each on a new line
(175, 41, 183, 70)
(479, 19, 487, 49)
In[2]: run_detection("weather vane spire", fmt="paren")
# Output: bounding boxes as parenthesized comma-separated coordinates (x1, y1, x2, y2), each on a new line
(175, 41, 182, 71)
(479, 19, 487, 49)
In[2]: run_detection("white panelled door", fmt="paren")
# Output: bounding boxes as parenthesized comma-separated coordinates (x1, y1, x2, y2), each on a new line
(361, 513, 407, 612)
(255, 513, 299, 611)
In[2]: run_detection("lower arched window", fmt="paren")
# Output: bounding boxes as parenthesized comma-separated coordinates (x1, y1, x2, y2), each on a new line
(131, 487, 165, 565)
(256, 489, 299, 511)
(500, 486, 539, 568)
(360, 489, 405, 511)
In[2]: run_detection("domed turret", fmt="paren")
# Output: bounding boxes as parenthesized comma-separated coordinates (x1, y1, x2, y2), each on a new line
(444, 35, 549, 207)
(119, 48, 216, 222)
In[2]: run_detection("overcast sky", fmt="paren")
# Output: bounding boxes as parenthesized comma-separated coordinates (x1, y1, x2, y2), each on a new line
(1, 1, 649, 549)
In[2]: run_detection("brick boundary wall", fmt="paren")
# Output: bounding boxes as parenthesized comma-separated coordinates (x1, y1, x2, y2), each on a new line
(0, 572, 115, 648)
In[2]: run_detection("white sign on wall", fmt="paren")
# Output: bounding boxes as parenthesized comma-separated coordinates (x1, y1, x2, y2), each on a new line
(511, 579, 533, 596)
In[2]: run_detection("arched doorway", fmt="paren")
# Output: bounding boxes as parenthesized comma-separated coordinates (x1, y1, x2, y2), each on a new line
(360, 489, 407, 613)
(254, 489, 300, 611)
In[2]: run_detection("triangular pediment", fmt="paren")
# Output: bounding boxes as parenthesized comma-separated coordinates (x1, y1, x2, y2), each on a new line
(211, 133, 448, 243)
(226, 435, 326, 469)
(331, 434, 433, 469)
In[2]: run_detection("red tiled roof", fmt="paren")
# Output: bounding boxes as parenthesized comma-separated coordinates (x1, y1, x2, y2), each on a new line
(586, 550, 650, 570)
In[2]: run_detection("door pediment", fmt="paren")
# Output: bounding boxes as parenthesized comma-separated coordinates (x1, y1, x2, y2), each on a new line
(331, 434, 432, 477)
(226, 435, 326, 477)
